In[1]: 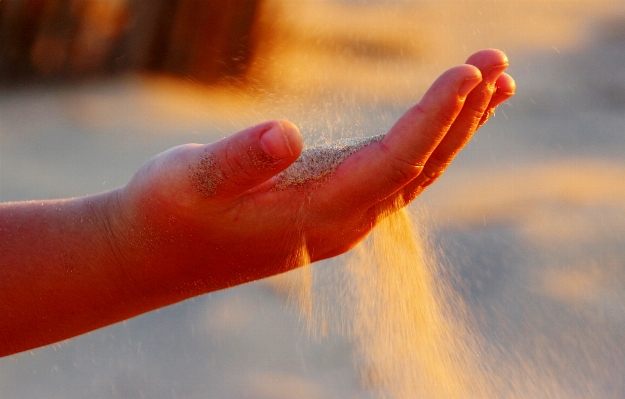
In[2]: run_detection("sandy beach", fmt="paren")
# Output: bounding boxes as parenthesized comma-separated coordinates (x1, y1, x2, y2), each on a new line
(1, 0, 625, 398)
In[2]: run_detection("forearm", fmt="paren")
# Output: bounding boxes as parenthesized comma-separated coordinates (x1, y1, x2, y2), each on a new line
(0, 190, 157, 356)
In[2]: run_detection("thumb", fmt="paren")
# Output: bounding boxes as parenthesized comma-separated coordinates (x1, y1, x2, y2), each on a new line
(189, 120, 302, 198)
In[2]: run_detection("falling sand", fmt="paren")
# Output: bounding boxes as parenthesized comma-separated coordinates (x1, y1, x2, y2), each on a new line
(282, 207, 494, 398)
(272, 135, 488, 398)
(275, 136, 566, 398)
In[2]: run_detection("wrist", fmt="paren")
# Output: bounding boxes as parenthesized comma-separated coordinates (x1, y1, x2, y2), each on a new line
(100, 184, 202, 309)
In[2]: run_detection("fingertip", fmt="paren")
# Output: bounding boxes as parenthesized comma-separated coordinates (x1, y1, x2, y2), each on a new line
(435, 64, 481, 99)
(446, 63, 482, 80)
(496, 72, 516, 95)
(259, 120, 302, 160)
(458, 67, 483, 98)
(466, 48, 509, 67)
(278, 119, 303, 158)
(426, 64, 482, 101)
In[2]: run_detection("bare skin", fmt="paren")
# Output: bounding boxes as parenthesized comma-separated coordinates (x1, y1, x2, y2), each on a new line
(0, 49, 515, 357)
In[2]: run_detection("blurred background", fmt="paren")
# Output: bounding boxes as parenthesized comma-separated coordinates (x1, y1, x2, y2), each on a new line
(1, 0, 625, 398)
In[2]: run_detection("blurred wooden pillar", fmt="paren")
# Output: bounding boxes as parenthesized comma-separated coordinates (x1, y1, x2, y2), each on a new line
(0, 0, 128, 80)
(0, 0, 53, 79)
(0, 0, 264, 84)
(150, 0, 262, 83)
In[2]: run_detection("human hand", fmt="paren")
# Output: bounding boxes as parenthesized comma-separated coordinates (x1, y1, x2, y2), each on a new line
(111, 49, 515, 304)
(0, 49, 514, 356)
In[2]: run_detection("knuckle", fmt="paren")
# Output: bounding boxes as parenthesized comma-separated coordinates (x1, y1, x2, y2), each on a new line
(422, 170, 443, 186)
(468, 106, 487, 127)
(425, 153, 451, 176)
(222, 142, 256, 184)
(467, 84, 496, 123)
(389, 155, 424, 186)
(415, 103, 456, 131)
(413, 157, 449, 190)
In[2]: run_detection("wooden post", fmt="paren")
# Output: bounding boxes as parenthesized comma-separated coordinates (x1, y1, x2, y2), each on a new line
(0, 0, 264, 84)
(151, 0, 262, 83)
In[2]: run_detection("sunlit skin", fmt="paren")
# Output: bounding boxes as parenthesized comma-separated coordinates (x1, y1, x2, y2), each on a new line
(0, 49, 514, 357)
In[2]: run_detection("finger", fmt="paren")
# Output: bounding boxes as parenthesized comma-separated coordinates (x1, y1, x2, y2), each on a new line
(477, 72, 516, 127)
(395, 50, 512, 203)
(312, 64, 483, 211)
(381, 64, 483, 171)
(188, 120, 303, 198)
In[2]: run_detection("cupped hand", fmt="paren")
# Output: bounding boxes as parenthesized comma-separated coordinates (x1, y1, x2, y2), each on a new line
(114, 49, 515, 302)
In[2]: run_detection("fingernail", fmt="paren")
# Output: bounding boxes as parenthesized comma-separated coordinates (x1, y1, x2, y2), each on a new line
(459, 75, 482, 99)
(260, 121, 293, 159)
(486, 64, 508, 84)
